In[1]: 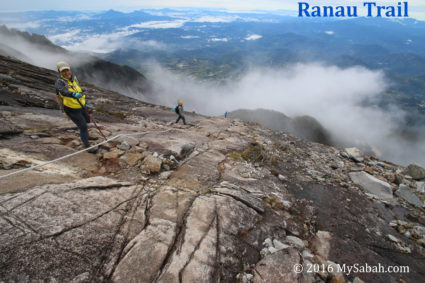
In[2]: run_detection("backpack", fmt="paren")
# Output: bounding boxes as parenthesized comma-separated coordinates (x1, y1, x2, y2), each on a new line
(174, 106, 179, 113)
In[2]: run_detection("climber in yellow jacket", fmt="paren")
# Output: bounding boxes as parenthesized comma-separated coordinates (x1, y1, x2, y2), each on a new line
(55, 61, 96, 153)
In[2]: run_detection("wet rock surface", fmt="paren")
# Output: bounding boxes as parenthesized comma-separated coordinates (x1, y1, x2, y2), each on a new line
(1, 55, 425, 282)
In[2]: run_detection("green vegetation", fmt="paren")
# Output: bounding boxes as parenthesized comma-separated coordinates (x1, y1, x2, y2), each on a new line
(95, 107, 128, 120)
(241, 143, 265, 162)
(229, 151, 242, 160)
(201, 189, 213, 195)
(263, 195, 283, 211)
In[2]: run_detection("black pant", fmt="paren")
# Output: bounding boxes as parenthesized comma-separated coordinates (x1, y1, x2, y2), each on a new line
(176, 115, 186, 125)
(64, 106, 90, 147)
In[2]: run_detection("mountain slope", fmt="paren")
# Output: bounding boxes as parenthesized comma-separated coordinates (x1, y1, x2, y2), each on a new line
(0, 25, 152, 101)
(0, 55, 425, 283)
(228, 108, 333, 146)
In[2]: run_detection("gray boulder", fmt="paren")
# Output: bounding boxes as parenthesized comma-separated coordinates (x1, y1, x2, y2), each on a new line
(404, 164, 425, 180)
(285, 236, 305, 250)
(117, 141, 131, 151)
(345, 147, 364, 162)
(117, 136, 140, 147)
(349, 171, 393, 200)
(179, 143, 195, 158)
(395, 185, 424, 208)
(311, 230, 332, 259)
(417, 181, 425, 193)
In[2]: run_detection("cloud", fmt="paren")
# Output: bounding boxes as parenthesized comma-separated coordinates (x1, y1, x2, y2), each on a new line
(0, 21, 41, 30)
(210, 37, 228, 42)
(56, 14, 94, 22)
(181, 35, 200, 39)
(48, 30, 81, 46)
(193, 15, 240, 22)
(325, 31, 335, 35)
(148, 62, 425, 167)
(245, 34, 262, 40)
(0, 29, 92, 70)
(48, 29, 166, 53)
(52, 31, 131, 53)
(128, 20, 187, 29)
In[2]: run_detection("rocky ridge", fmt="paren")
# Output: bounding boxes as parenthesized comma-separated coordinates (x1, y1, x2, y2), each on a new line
(0, 55, 425, 282)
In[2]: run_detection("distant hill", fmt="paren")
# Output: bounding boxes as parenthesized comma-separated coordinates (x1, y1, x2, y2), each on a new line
(228, 108, 333, 146)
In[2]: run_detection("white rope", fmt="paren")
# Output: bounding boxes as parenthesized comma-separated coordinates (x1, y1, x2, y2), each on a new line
(0, 130, 167, 180)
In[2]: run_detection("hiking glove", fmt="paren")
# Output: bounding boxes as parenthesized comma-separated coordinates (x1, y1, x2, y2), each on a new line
(84, 104, 92, 113)
(72, 92, 82, 99)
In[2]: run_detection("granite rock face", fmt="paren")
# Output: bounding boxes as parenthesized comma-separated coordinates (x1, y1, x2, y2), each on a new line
(1, 54, 424, 283)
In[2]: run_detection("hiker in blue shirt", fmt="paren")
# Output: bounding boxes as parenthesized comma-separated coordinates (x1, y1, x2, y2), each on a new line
(175, 100, 186, 125)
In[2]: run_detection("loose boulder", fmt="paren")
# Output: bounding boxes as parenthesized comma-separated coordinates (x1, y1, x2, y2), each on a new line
(344, 147, 364, 162)
(395, 185, 424, 208)
(349, 171, 393, 200)
(417, 181, 425, 193)
(404, 164, 425, 180)
(311, 231, 332, 259)
(123, 153, 145, 167)
(141, 155, 162, 174)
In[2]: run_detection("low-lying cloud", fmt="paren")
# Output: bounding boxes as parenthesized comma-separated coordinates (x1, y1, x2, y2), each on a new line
(194, 15, 241, 23)
(128, 20, 187, 29)
(148, 62, 425, 167)
(0, 29, 92, 70)
(49, 28, 166, 53)
(245, 34, 262, 40)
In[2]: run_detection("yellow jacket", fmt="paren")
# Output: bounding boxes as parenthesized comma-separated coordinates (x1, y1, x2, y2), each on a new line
(55, 75, 86, 109)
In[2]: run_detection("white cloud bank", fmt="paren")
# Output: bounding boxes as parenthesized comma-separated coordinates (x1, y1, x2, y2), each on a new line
(210, 37, 228, 42)
(48, 29, 165, 53)
(193, 15, 240, 23)
(181, 35, 200, 39)
(128, 20, 187, 29)
(148, 63, 425, 166)
(245, 34, 262, 40)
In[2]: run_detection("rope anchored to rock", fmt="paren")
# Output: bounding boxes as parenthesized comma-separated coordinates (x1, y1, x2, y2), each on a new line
(0, 130, 171, 180)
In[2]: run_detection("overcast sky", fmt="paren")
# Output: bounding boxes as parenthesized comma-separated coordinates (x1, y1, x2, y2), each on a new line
(1, 0, 425, 19)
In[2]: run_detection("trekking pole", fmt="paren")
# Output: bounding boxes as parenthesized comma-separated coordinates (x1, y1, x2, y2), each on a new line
(76, 98, 107, 141)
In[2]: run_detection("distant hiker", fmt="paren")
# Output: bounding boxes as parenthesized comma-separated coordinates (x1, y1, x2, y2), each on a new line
(55, 61, 97, 153)
(175, 100, 186, 125)
(224, 111, 228, 118)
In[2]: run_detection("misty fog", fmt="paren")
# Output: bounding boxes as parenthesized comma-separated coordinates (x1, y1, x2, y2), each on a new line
(147, 62, 425, 167)
(0, 30, 94, 71)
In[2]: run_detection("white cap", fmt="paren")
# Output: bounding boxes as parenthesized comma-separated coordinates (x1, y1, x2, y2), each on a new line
(56, 61, 70, 72)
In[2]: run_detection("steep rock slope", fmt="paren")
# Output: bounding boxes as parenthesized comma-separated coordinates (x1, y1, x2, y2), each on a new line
(0, 56, 424, 283)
